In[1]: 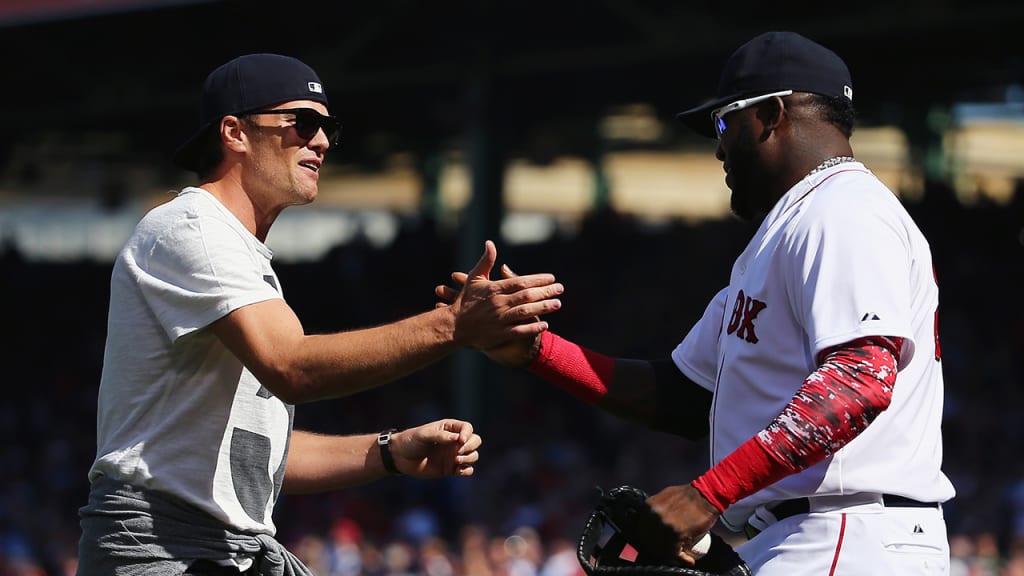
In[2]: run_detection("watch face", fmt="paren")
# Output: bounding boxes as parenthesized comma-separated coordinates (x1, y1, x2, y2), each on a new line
(378, 428, 396, 445)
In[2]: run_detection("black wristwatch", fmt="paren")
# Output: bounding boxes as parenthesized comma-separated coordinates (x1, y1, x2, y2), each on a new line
(377, 428, 402, 475)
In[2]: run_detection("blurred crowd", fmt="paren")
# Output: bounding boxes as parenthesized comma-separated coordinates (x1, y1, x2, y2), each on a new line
(1, 178, 1022, 575)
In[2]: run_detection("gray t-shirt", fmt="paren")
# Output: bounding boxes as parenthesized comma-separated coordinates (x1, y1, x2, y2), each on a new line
(90, 187, 293, 535)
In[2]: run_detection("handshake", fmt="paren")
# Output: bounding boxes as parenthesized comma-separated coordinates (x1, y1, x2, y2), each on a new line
(435, 241, 553, 367)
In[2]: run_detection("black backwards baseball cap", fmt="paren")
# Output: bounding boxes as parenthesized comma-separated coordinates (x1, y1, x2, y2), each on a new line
(677, 31, 853, 138)
(174, 53, 329, 171)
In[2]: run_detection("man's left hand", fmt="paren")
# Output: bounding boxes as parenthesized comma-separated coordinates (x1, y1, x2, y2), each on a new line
(391, 419, 482, 478)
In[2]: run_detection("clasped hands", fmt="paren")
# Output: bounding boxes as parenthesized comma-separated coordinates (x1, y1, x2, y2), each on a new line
(439, 240, 559, 366)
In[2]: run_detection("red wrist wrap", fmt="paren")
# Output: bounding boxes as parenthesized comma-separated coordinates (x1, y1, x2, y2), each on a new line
(693, 437, 790, 513)
(528, 331, 615, 404)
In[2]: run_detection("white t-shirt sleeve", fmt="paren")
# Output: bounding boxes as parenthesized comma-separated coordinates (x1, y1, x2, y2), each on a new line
(671, 287, 728, 391)
(786, 187, 917, 368)
(134, 214, 282, 342)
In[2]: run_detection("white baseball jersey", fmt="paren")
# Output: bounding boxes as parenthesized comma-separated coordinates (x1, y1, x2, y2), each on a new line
(671, 162, 955, 531)
(89, 186, 292, 535)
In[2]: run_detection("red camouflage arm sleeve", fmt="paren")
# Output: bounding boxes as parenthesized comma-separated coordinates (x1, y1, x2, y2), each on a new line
(692, 336, 903, 512)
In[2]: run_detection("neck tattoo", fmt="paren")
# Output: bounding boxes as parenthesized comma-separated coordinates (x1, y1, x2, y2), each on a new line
(806, 155, 856, 177)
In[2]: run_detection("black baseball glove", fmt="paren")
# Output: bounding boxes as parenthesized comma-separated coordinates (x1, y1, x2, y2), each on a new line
(577, 485, 751, 576)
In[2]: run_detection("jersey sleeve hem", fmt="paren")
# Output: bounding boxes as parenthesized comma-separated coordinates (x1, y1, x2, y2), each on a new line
(814, 328, 916, 371)
(671, 348, 716, 391)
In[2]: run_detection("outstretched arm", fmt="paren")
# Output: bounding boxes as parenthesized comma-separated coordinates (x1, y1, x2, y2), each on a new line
(283, 419, 482, 494)
(436, 268, 711, 437)
(213, 241, 563, 404)
(526, 331, 712, 438)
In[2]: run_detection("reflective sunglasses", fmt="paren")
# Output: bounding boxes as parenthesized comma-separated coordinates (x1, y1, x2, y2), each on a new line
(245, 108, 342, 146)
(710, 90, 793, 139)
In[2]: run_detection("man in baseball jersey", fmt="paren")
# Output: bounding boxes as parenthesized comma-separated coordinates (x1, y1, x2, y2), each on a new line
(440, 31, 954, 574)
(77, 53, 564, 575)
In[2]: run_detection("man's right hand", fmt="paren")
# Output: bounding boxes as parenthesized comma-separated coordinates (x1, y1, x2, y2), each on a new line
(444, 240, 562, 351)
(646, 483, 722, 565)
(436, 250, 550, 367)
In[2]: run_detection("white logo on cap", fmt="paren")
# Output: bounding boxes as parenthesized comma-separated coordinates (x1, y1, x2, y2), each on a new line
(843, 85, 853, 100)
(308, 82, 323, 94)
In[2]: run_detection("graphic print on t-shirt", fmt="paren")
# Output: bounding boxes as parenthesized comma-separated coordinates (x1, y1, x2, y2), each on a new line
(216, 374, 293, 525)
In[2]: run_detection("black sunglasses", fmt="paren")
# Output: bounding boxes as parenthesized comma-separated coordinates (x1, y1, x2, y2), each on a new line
(245, 108, 342, 146)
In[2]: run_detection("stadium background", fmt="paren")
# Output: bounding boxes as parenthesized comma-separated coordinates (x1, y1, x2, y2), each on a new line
(1, 1, 1023, 574)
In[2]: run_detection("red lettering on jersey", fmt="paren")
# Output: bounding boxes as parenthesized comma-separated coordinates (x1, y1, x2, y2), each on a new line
(726, 290, 767, 344)
(727, 290, 746, 334)
(738, 297, 767, 343)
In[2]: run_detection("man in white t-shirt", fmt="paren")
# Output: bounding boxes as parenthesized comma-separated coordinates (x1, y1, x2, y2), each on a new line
(440, 32, 954, 575)
(77, 53, 565, 576)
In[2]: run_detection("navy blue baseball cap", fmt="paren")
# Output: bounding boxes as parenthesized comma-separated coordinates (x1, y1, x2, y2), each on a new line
(677, 31, 853, 138)
(174, 53, 330, 171)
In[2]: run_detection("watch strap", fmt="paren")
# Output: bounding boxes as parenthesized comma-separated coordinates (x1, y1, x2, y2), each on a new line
(377, 428, 401, 475)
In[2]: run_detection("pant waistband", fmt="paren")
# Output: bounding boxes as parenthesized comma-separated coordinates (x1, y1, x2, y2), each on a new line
(744, 494, 940, 539)
(772, 494, 938, 522)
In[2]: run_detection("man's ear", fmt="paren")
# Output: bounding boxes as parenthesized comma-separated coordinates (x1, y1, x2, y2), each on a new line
(755, 96, 787, 140)
(220, 115, 247, 154)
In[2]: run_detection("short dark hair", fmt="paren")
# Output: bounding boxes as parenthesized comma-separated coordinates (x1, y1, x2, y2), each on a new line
(806, 94, 856, 137)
